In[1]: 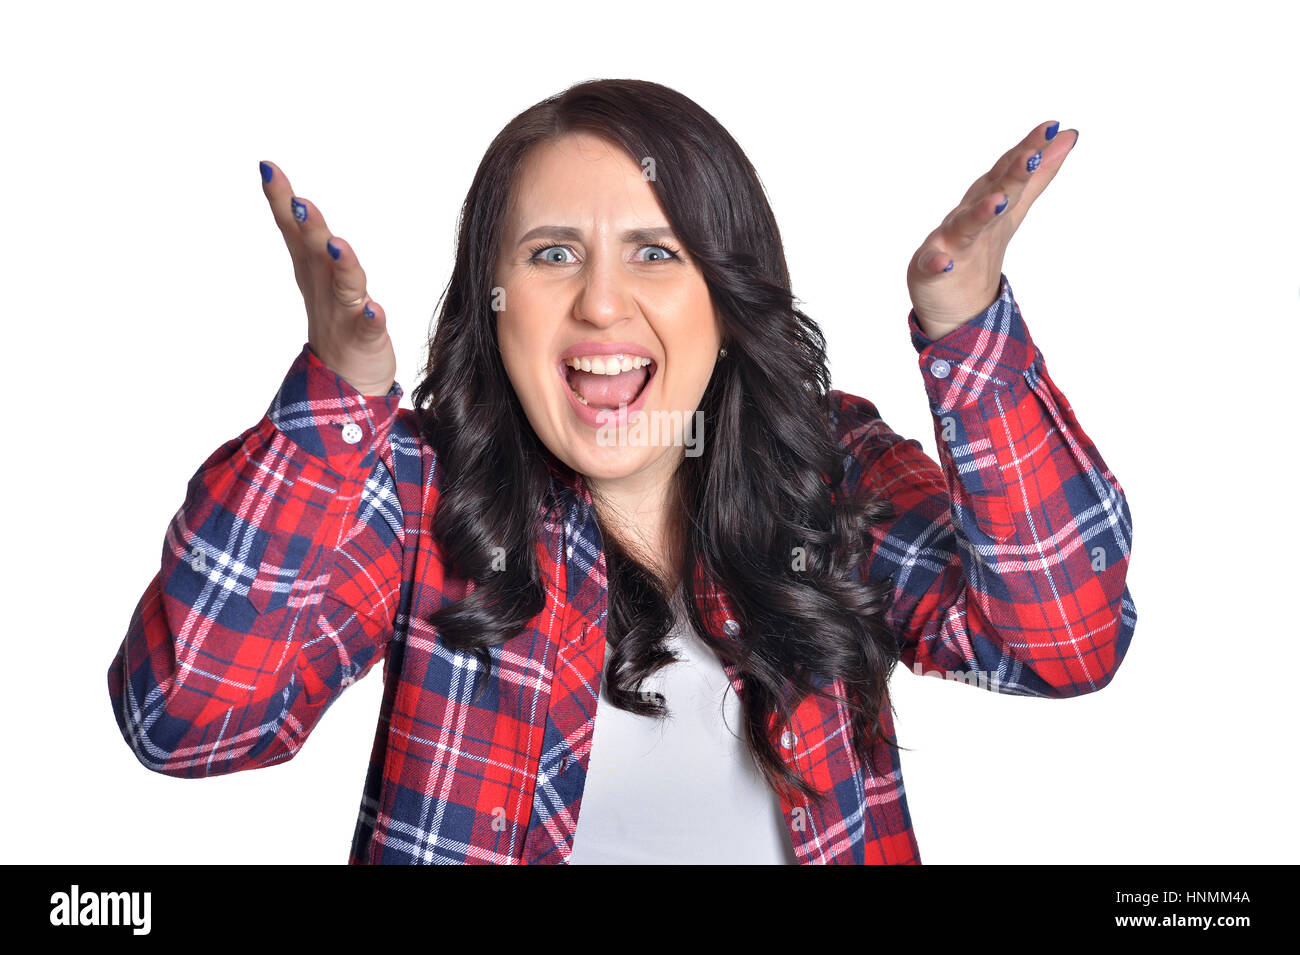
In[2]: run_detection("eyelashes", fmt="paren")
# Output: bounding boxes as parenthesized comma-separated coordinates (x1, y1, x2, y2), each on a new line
(525, 242, 683, 265)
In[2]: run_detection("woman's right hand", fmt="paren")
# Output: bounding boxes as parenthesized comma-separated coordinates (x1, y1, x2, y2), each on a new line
(259, 160, 396, 397)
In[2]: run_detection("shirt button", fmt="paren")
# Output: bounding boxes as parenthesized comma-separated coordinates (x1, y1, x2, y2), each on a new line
(723, 619, 740, 636)
(341, 421, 363, 444)
(780, 730, 797, 750)
(929, 359, 951, 379)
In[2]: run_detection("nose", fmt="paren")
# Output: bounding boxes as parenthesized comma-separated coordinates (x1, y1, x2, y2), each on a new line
(573, 248, 634, 329)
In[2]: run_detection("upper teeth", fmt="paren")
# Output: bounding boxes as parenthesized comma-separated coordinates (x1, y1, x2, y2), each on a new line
(565, 355, 652, 374)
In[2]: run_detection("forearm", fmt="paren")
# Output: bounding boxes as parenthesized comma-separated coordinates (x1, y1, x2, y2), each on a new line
(107, 343, 406, 776)
(840, 274, 1135, 697)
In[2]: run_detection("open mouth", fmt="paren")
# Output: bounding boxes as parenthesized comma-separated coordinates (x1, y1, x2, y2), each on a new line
(560, 354, 657, 411)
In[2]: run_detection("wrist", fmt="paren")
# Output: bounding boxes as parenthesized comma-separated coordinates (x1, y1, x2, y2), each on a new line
(915, 315, 969, 341)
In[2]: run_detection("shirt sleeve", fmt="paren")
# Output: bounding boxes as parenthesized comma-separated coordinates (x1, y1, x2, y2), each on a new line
(836, 273, 1136, 697)
(107, 343, 406, 776)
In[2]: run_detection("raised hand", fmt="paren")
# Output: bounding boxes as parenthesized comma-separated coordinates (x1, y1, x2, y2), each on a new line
(258, 160, 396, 396)
(905, 120, 1079, 339)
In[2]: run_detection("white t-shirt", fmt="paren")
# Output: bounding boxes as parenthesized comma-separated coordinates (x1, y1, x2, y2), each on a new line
(567, 587, 797, 864)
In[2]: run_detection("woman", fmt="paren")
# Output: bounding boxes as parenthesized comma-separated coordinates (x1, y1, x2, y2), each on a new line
(107, 78, 1135, 864)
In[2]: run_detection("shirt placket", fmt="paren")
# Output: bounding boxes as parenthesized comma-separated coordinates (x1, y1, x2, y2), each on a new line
(695, 578, 813, 864)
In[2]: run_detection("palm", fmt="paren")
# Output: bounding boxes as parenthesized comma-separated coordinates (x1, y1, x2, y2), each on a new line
(906, 121, 1079, 338)
(258, 160, 397, 396)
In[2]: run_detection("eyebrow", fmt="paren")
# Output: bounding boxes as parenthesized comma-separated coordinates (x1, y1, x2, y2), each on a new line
(515, 225, 679, 248)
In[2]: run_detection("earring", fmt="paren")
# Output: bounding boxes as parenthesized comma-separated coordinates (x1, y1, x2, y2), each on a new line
(719, 347, 728, 358)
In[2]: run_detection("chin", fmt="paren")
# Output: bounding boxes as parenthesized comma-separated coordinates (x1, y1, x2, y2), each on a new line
(552, 425, 674, 482)
(568, 443, 657, 481)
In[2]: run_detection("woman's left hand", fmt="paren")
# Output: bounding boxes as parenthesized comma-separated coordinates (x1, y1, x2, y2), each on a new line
(906, 120, 1079, 339)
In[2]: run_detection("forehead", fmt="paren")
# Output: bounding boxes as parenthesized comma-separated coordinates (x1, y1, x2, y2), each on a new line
(507, 132, 665, 230)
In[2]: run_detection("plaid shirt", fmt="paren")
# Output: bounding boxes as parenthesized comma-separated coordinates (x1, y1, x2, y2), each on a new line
(107, 273, 1136, 864)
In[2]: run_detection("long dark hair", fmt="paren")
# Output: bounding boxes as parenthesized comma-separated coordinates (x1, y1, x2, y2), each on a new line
(410, 78, 900, 803)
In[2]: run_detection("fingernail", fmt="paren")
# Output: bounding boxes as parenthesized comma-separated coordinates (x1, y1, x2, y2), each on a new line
(259, 161, 273, 183)
(1045, 122, 1059, 141)
(1026, 150, 1041, 173)
(291, 197, 307, 222)
(943, 259, 954, 272)
(327, 239, 340, 260)
(994, 194, 1008, 215)
(364, 304, 375, 319)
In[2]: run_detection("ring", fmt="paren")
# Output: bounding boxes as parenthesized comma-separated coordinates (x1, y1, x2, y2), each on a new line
(339, 293, 368, 308)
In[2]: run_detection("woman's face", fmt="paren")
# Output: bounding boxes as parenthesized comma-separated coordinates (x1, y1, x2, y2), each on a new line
(494, 132, 722, 485)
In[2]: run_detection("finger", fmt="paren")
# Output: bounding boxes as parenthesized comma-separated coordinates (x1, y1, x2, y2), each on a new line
(258, 160, 308, 274)
(287, 194, 337, 267)
(958, 120, 1061, 208)
(324, 235, 372, 311)
(939, 189, 1010, 248)
(1003, 127, 1079, 225)
(355, 297, 388, 335)
(915, 244, 955, 276)
(982, 121, 1078, 217)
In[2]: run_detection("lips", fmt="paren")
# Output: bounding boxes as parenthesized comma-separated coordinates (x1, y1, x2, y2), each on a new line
(556, 352, 658, 429)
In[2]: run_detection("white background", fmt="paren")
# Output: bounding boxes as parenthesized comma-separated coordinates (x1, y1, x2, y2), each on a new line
(3, 0, 1294, 864)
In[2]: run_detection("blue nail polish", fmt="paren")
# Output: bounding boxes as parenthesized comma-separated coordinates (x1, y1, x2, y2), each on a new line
(327, 239, 340, 260)
(1026, 150, 1041, 173)
(1045, 122, 1059, 141)
(364, 304, 375, 319)
(943, 260, 954, 272)
(994, 194, 1008, 215)
(259, 161, 273, 183)
(291, 197, 307, 222)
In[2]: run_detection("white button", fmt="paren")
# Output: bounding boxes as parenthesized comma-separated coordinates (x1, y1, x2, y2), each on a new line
(341, 422, 363, 444)
(780, 730, 797, 749)
(723, 618, 740, 636)
(929, 359, 951, 379)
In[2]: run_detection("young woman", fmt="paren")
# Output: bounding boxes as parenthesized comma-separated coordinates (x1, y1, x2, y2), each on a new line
(107, 78, 1135, 864)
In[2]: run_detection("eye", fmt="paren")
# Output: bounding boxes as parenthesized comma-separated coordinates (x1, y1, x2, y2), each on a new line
(526, 244, 577, 265)
(634, 244, 682, 263)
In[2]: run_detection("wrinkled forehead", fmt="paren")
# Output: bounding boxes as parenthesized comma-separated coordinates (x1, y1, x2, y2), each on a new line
(504, 133, 668, 238)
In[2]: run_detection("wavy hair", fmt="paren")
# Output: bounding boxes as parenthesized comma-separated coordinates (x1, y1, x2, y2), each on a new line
(410, 78, 901, 803)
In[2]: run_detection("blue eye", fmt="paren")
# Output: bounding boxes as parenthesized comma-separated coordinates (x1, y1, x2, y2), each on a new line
(527, 244, 578, 265)
(635, 244, 681, 262)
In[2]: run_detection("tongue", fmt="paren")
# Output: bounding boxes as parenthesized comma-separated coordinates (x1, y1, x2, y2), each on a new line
(568, 366, 648, 409)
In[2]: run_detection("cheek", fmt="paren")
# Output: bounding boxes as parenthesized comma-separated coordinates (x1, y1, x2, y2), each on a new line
(502, 352, 549, 419)
(497, 312, 539, 382)
(684, 356, 716, 404)
(663, 335, 718, 404)
(496, 317, 562, 436)
(497, 287, 555, 368)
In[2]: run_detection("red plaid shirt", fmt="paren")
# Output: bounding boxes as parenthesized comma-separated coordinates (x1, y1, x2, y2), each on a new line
(107, 273, 1135, 864)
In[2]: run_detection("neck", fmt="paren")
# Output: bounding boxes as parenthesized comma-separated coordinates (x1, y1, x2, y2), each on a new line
(586, 451, 685, 592)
